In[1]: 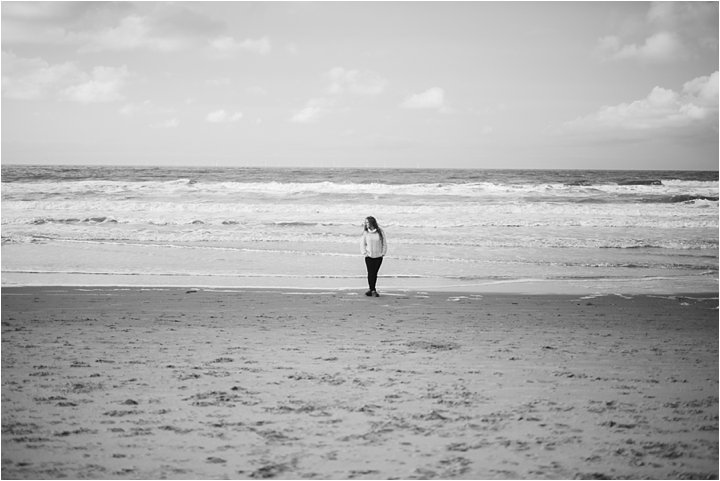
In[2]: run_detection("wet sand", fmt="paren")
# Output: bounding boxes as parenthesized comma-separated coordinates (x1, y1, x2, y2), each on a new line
(1, 287, 718, 479)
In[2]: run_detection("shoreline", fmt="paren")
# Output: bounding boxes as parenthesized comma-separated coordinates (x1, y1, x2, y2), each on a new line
(1, 284, 719, 299)
(2, 273, 717, 296)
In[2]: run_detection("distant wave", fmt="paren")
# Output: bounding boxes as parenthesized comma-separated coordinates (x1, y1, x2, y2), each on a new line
(11, 211, 716, 230)
(3, 178, 718, 203)
(2, 165, 717, 185)
(30, 216, 118, 225)
(573, 194, 719, 205)
(617, 179, 663, 186)
(272, 221, 323, 227)
(666, 195, 719, 203)
(8, 235, 715, 251)
(565, 179, 664, 186)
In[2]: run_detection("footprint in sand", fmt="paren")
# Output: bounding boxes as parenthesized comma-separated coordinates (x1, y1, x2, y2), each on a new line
(249, 462, 292, 479)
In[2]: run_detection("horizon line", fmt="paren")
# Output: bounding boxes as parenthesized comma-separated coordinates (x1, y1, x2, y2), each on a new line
(2, 163, 718, 173)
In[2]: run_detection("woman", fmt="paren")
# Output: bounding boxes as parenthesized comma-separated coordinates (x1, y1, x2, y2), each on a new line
(361, 216, 387, 297)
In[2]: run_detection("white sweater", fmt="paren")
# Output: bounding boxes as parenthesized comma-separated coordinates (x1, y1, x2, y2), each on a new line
(361, 229, 387, 258)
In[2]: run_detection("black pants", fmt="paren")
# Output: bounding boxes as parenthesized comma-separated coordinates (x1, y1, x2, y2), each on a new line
(365, 256, 383, 291)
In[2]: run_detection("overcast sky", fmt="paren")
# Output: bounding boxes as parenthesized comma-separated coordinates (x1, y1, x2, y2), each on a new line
(2, 1, 718, 170)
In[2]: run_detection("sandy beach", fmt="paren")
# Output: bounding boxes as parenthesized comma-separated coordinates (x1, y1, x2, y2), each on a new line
(1, 286, 717, 479)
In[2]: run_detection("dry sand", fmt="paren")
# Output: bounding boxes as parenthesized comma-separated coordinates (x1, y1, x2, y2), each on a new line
(1, 287, 717, 479)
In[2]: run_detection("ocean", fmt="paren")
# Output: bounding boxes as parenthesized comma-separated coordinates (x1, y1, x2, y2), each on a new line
(1, 165, 718, 294)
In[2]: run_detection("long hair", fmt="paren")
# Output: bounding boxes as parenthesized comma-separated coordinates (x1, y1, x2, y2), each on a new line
(364, 216, 385, 246)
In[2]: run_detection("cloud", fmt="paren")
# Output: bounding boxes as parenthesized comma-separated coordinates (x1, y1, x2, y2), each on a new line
(286, 68, 386, 125)
(206, 110, 243, 123)
(2, 52, 78, 100)
(596, 2, 717, 63)
(597, 31, 682, 63)
(326, 67, 386, 96)
(647, 1, 717, 37)
(562, 71, 718, 134)
(210, 36, 271, 55)
(1, 2, 131, 46)
(1, 2, 101, 22)
(77, 15, 164, 52)
(401, 87, 446, 110)
(2, 3, 224, 53)
(1, 51, 128, 103)
(290, 98, 334, 123)
(62, 65, 129, 103)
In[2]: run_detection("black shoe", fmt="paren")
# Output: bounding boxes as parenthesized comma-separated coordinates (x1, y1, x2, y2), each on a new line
(372, 291, 380, 297)
(365, 290, 373, 296)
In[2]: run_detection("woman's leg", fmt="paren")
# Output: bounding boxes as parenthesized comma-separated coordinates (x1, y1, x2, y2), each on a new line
(365, 257, 374, 290)
(365, 256, 383, 291)
(373, 256, 383, 290)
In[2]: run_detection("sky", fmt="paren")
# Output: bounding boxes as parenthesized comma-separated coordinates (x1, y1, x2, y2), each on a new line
(1, 1, 718, 170)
